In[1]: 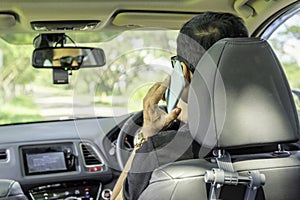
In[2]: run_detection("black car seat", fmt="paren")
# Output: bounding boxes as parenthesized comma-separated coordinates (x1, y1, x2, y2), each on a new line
(138, 38, 300, 200)
(0, 179, 27, 200)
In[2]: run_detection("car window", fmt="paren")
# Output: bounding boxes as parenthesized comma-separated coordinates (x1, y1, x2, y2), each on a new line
(0, 29, 178, 125)
(267, 11, 300, 112)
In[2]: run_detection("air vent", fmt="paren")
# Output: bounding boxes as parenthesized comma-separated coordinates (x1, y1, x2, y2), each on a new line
(0, 149, 8, 161)
(80, 143, 102, 166)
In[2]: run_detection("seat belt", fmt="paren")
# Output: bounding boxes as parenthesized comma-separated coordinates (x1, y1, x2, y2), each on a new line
(205, 150, 265, 200)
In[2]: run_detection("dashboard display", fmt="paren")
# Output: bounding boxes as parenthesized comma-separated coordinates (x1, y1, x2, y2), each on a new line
(26, 152, 67, 174)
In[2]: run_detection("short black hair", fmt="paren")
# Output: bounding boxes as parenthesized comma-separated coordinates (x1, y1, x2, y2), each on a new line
(177, 12, 249, 72)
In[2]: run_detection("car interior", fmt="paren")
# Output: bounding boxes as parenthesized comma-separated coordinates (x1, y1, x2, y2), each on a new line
(139, 37, 300, 200)
(0, 0, 300, 200)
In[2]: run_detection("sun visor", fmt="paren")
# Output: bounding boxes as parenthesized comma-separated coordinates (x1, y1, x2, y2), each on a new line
(112, 11, 198, 29)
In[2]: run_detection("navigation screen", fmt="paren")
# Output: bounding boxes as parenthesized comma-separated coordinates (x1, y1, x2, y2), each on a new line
(26, 152, 67, 174)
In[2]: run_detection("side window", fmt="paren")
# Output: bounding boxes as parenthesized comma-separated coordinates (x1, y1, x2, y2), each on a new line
(267, 11, 300, 111)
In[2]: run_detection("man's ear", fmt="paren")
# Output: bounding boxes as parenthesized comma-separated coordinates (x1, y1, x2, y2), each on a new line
(181, 62, 191, 83)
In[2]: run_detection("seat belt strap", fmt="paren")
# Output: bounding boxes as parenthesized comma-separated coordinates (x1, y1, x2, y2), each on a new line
(216, 152, 235, 173)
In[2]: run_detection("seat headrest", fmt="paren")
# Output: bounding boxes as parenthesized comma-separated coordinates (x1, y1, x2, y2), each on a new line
(188, 38, 299, 150)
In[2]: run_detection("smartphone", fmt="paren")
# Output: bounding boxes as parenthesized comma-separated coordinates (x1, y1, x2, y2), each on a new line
(165, 59, 185, 113)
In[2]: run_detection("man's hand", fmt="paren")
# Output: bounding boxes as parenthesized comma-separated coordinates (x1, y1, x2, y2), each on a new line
(142, 76, 181, 138)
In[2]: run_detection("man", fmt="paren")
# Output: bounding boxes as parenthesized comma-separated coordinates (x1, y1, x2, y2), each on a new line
(112, 12, 249, 200)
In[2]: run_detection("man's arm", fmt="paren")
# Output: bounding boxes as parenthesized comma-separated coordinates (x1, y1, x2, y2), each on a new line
(111, 76, 181, 200)
(141, 76, 181, 138)
(111, 148, 137, 200)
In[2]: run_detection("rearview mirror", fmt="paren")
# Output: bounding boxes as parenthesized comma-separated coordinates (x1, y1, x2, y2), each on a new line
(32, 47, 106, 70)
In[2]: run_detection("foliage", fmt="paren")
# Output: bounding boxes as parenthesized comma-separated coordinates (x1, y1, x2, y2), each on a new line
(282, 63, 300, 90)
(0, 29, 176, 123)
(284, 25, 300, 39)
(0, 39, 37, 101)
(3, 10, 300, 124)
(0, 95, 43, 124)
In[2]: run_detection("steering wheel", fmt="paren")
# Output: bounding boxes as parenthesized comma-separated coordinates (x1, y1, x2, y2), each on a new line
(116, 110, 143, 170)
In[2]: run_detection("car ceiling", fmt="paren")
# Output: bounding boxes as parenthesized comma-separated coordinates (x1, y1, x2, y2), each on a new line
(0, 0, 298, 36)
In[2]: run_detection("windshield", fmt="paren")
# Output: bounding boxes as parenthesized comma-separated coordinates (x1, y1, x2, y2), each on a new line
(0, 29, 178, 125)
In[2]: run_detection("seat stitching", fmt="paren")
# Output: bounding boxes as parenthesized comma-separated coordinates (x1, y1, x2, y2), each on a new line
(170, 181, 179, 200)
(6, 180, 15, 197)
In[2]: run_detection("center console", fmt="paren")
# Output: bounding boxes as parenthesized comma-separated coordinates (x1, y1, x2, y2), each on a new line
(28, 181, 102, 200)
(21, 143, 76, 176)
(20, 143, 108, 200)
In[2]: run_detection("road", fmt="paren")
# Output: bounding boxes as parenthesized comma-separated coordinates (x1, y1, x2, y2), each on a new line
(32, 86, 130, 121)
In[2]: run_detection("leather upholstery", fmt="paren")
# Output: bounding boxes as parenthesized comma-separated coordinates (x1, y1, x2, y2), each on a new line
(138, 159, 215, 200)
(188, 38, 299, 149)
(139, 152, 300, 200)
(0, 179, 27, 200)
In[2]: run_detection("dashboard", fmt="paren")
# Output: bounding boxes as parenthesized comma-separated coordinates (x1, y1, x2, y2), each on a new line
(0, 115, 131, 200)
